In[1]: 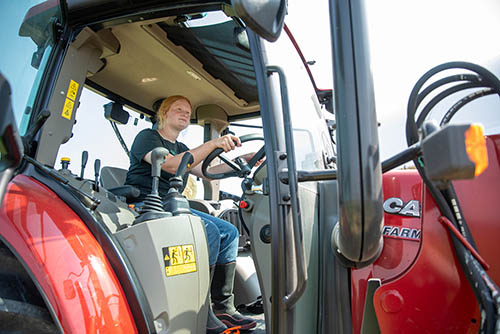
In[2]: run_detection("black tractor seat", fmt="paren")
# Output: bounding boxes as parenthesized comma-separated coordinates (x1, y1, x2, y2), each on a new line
(99, 166, 140, 202)
(99, 166, 219, 215)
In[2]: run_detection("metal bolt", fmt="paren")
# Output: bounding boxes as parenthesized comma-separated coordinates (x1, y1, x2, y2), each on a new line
(279, 153, 287, 160)
(282, 195, 290, 201)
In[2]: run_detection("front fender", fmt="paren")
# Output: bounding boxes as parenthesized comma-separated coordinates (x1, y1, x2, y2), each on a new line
(0, 175, 137, 333)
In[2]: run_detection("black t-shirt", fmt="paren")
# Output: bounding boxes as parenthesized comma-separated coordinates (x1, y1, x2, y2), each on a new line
(125, 128, 190, 202)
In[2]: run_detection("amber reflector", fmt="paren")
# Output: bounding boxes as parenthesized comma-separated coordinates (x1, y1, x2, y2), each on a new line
(465, 124, 488, 176)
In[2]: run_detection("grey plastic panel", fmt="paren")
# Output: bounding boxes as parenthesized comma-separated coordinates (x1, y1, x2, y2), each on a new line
(233, 250, 261, 307)
(115, 215, 210, 334)
(59, 170, 137, 232)
(243, 189, 272, 331)
(293, 183, 320, 334)
(244, 181, 320, 333)
(36, 42, 103, 166)
(318, 180, 352, 334)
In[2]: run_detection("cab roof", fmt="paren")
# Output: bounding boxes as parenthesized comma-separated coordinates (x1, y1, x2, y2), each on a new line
(65, 1, 260, 120)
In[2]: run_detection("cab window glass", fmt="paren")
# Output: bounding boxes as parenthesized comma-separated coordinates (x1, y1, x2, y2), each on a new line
(0, 1, 61, 134)
(264, 31, 334, 171)
(56, 88, 151, 177)
(56, 88, 207, 198)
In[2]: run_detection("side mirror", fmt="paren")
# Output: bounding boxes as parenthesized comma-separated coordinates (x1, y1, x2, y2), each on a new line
(231, 0, 287, 42)
(0, 72, 24, 205)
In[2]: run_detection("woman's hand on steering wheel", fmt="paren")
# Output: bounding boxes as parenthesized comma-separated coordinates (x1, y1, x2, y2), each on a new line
(211, 134, 241, 152)
(202, 134, 265, 179)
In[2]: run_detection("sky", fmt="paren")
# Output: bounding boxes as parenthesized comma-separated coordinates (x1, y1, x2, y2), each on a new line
(286, 0, 500, 160)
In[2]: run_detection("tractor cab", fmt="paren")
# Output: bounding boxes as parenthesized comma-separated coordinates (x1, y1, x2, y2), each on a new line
(0, 1, 339, 333)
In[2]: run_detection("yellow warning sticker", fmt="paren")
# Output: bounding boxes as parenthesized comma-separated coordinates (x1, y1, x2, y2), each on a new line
(61, 98, 74, 120)
(163, 244, 197, 277)
(67, 80, 79, 101)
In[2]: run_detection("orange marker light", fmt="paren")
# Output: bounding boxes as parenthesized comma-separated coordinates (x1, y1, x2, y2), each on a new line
(465, 124, 488, 176)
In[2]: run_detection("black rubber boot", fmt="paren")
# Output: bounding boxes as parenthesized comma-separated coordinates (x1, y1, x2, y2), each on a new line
(207, 266, 228, 334)
(211, 262, 257, 330)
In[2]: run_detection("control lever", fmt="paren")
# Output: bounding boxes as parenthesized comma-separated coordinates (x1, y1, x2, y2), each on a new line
(94, 159, 101, 192)
(133, 147, 172, 224)
(80, 151, 88, 179)
(170, 152, 194, 192)
(164, 152, 194, 216)
(150, 147, 171, 195)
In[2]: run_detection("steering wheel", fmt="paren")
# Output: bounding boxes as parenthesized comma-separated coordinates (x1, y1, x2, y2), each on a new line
(201, 134, 265, 179)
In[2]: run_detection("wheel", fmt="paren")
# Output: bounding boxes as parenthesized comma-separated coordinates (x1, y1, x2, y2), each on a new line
(201, 134, 265, 180)
(0, 244, 58, 333)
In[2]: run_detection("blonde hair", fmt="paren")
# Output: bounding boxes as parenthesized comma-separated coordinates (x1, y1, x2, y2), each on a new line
(157, 95, 192, 130)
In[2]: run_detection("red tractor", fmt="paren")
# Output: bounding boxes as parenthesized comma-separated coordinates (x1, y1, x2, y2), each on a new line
(0, 0, 499, 333)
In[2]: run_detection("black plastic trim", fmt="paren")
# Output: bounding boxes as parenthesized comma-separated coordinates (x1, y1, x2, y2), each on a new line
(227, 111, 261, 122)
(66, 1, 229, 29)
(329, 0, 383, 265)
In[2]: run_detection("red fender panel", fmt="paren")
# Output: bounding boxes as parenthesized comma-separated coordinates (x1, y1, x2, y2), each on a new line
(0, 175, 137, 333)
(371, 135, 500, 333)
(351, 170, 423, 334)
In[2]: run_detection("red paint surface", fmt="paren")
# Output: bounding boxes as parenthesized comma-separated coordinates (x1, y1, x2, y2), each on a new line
(454, 134, 500, 284)
(351, 170, 423, 333)
(351, 135, 500, 333)
(0, 175, 137, 334)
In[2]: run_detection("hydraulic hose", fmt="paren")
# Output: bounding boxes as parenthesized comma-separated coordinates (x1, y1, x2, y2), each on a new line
(440, 88, 496, 126)
(406, 62, 500, 332)
(416, 82, 486, 129)
(406, 61, 500, 146)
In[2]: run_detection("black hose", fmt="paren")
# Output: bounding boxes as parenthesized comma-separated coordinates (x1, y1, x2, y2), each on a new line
(407, 62, 500, 332)
(442, 186, 478, 249)
(415, 74, 480, 108)
(406, 61, 500, 146)
(414, 159, 498, 333)
(416, 82, 487, 129)
(440, 88, 495, 126)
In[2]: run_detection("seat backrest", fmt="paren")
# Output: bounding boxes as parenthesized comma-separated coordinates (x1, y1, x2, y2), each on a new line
(100, 166, 128, 188)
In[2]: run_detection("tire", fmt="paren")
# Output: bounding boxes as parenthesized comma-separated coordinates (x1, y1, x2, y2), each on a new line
(0, 244, 58, 333)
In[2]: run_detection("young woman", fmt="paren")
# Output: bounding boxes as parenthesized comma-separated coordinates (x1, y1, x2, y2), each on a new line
(125, 95, 257, 333)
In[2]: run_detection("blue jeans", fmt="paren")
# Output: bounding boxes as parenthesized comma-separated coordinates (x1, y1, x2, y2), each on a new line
(191, 209, 238, 266)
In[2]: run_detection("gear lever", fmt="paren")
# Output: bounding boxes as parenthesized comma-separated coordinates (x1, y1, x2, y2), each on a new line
(163, 152, 194, 216)
(94, 159, 101, 192)
(133, 147, 173, 224)
(80, 151, 88, 179)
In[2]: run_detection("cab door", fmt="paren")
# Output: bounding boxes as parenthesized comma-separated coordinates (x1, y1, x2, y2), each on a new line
(247, 26, 336, 334)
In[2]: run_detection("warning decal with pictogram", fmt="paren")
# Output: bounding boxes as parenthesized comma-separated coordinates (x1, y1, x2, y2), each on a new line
(163, 244, 197, 277)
